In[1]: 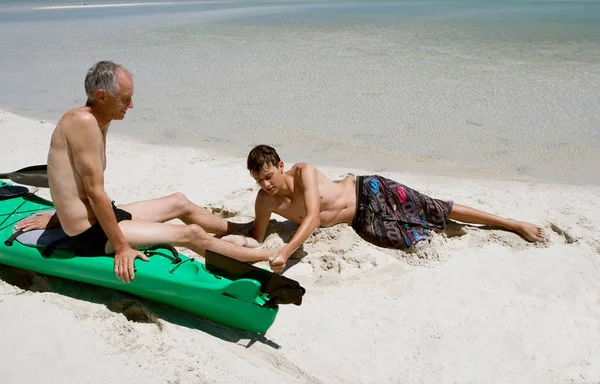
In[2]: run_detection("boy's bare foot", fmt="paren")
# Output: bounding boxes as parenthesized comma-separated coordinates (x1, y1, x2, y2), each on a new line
(511, 220, 546, 242)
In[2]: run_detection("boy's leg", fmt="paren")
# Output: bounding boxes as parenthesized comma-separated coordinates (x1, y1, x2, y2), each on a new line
(448, 203, 545, 242)
(118, 192, 231, 235)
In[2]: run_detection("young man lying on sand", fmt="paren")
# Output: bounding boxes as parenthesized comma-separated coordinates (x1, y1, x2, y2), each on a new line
(15, 61, 274, 283)
(223, 145, 546, 272)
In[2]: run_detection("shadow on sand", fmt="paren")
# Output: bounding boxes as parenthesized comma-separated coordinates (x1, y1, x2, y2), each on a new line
(0, 264, 281, 350)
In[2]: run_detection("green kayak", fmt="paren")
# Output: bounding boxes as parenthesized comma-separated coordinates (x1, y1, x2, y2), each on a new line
(0, 180, 304, 333)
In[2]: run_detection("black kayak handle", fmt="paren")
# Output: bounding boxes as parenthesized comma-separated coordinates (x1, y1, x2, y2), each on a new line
(143, 243, 182, 264)
(4, 228, 24, 246)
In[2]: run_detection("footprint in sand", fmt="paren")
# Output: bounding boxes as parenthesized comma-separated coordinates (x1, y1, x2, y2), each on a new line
(444, 222, 470, 238)
(107, 298, 163, 330)
(550, 223, 577, 244)
(206, 206, 238, 219)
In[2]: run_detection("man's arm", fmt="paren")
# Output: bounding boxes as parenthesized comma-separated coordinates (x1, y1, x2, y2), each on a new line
(67, 116, 146, 283)
(270, 163, 321, 271)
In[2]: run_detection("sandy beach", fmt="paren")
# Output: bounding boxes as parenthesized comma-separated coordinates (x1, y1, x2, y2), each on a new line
(1, 109, 600, 383)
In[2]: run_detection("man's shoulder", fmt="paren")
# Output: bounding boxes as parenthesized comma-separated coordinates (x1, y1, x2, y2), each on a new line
(54, 107, 102, 142)
(59, 107, 96, 128)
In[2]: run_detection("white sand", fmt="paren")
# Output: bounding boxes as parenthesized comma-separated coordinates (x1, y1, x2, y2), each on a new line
(1, 109, 600, 383)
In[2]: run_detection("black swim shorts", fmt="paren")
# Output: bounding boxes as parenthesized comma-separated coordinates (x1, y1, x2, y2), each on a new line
(69, 202, 132, 256)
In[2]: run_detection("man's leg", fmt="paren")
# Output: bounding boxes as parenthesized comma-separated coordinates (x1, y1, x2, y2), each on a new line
(105, 220, 273, 262)
(118, 192, 241, 236)
(448, 203, 545, 242)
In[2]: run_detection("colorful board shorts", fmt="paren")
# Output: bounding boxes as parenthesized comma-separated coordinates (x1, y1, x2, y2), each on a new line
(351, 175, 453, 249)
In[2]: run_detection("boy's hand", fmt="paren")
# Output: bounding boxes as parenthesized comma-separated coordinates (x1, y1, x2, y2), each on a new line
(269, 248, 291, 273)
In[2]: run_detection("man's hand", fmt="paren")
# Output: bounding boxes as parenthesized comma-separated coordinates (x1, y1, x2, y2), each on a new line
(269, 248, 291, 273)
(114, 246, 149, 283)
(15, 212, 58, 232)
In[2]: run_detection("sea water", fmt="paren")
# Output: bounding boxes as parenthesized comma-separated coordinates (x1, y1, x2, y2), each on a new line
(0, 0, 598, 184)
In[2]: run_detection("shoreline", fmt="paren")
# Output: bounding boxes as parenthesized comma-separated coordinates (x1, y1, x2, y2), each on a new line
(4, 105, 588, 188)
(2, 109, 600, 383)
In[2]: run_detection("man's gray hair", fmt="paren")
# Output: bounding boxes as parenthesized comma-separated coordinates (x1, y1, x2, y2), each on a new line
(84, 60, 132, 104)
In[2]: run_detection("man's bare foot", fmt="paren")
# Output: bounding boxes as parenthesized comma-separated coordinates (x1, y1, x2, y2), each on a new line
(269, 253, 287, 273)
(220, 235, 260, 248)
(511, 220, 546, 242)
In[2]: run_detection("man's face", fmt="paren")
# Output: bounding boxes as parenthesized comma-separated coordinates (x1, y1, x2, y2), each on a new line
(252, 162, 284, 194)
(108, 71, 134, 120)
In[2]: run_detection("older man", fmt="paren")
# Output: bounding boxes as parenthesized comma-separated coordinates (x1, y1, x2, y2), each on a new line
(17, 61, 272, 283)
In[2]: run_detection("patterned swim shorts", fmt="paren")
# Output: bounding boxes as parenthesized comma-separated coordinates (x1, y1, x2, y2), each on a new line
(351, 175, 453, 249)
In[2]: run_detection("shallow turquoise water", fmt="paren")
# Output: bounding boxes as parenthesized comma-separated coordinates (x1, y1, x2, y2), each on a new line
(1, 0, 599, 183)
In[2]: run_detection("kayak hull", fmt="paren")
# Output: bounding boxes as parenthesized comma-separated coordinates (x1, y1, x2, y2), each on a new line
(0, 183, 278, 333)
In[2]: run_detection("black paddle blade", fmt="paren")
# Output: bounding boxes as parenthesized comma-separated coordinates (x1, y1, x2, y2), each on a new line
(204, 250, 306, 307)
(0, 165, 49, 188)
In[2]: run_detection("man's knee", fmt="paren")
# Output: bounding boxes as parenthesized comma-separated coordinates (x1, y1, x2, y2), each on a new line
(182, 223, 207, 242)
(168, 192, 191, 212)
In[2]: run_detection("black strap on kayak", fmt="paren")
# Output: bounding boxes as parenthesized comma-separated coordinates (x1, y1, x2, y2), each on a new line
(4, 227, 70, 258)
(40, 242, 184, 261)
(4, 228, 24, 246)
(143, 243, 182, 264)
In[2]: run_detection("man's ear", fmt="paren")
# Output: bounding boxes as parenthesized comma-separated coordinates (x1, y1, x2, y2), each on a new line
(95, 89, 107, 104)
(278, 161, 284, 172)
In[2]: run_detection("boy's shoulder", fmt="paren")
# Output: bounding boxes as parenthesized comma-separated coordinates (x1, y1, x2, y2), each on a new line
(288, 162, 318, 175)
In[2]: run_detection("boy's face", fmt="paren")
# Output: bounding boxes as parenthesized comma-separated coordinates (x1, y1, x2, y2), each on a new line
(251, 161, 284, 194)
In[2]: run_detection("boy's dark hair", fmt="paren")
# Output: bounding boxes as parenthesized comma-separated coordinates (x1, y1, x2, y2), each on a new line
(247, 145, 281, 176)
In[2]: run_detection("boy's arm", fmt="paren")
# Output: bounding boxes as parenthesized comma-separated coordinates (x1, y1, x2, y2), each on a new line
(219, 191, 273, 248)
(276, 163, 321, 260)
(250, 190, 275, 243)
